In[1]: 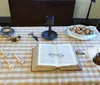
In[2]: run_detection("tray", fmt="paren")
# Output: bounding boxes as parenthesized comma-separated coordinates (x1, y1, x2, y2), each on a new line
(65, 25, 98, 40)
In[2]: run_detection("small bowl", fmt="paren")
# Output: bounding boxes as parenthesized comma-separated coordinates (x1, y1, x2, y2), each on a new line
(93, 53, 100, 65)
(0, 26, 15, 36)
(1, 26, 11, 34)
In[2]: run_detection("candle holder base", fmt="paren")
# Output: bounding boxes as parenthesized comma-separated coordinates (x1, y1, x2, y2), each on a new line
(42, 30, 58, 40)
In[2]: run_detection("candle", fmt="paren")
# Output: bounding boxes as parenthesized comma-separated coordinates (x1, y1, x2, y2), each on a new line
(5, 59, 15, 70)
(13, 54, 25, 65)
(0, 50, 8, 58)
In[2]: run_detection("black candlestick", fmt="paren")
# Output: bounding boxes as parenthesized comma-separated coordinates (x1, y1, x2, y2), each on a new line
(48, 26, 51, 36)
(42, 15, 58, 40)
(81, 0, 96, 25)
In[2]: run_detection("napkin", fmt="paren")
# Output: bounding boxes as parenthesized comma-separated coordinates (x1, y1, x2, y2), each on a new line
(84, 46, 100, 72)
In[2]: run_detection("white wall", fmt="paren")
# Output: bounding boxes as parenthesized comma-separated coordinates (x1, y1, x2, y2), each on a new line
(0, 0, 10, 16)
(73, 0, 100, 18)
(73, 0, 90, 18)
(89, 0, 100, 18)
(0, 0, 100, 18)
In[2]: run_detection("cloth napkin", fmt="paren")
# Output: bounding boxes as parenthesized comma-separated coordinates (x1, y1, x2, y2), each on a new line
(84, 46, 100, 72)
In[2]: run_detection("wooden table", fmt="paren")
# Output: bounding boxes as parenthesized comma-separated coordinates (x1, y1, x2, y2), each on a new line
(0, 26, 100, 85)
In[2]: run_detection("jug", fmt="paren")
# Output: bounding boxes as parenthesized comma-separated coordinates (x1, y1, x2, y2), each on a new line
(93, 53, 100, 65)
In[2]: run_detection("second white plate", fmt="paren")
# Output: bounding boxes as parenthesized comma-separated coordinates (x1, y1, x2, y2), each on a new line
(65, 25, 98, 40)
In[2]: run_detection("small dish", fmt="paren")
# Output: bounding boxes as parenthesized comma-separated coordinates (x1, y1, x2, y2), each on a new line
(1, 26, 11, 34)
(0, 26, 15, 36)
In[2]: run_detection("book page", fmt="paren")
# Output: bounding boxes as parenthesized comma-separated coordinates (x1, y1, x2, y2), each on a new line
(56, 44, 77, 66)
(38, 44, 56, 66)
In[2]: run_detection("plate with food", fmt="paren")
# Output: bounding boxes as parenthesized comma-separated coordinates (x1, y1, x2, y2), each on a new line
(0, 26, 15, 36)
(65, 25, 98, 40)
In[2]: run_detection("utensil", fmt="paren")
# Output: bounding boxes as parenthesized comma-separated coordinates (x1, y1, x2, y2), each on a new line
(28, 32, 38, 41)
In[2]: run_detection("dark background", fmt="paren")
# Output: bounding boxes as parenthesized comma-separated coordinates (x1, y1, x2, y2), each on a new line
(8, 0, 75, 26)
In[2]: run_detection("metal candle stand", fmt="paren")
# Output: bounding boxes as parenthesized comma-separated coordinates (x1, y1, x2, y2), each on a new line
(42, 16, 58, 40)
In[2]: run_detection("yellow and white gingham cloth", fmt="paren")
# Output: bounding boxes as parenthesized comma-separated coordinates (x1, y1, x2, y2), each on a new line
(0, 26, 100, 85)
(84, 46, 100, 72)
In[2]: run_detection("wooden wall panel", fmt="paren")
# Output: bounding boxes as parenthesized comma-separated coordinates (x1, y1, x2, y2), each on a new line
(8, 0, 75, 26)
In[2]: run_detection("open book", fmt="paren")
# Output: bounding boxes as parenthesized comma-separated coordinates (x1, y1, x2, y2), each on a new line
(31, 44, 82, 71)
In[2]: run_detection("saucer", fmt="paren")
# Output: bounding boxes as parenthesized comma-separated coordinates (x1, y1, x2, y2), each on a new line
(42, 30, 58, 40)
(0, 28, 15, 36)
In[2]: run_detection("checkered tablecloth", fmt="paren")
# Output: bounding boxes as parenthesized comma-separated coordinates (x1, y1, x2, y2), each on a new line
(0, 26, 100, 85)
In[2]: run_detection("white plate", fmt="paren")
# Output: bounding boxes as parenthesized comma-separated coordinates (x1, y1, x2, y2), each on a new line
(65, 25, 98, 40)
